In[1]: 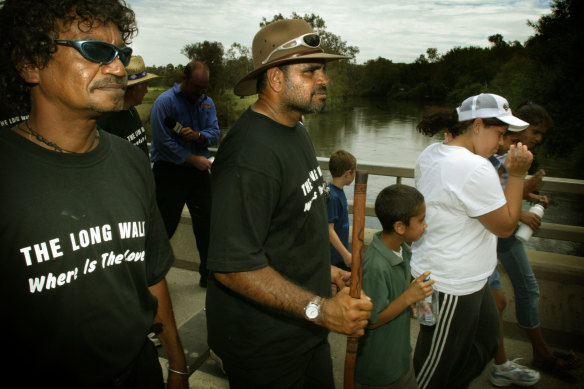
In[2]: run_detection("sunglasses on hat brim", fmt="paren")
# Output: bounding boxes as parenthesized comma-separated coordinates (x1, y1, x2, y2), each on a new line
(54, 40, 133, 66)
(261, 33, 321, 65)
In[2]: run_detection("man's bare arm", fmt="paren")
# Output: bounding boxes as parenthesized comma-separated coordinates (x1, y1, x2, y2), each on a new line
(328, 223, 352, 267)
(149, 279, 188, 389)
(214, 266, 372, 336)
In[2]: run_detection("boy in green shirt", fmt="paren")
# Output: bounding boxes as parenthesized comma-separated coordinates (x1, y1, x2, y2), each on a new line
(355, 184, 434, 388)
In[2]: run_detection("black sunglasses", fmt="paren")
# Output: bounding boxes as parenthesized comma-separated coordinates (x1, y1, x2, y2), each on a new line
(54, 40, 132, 66)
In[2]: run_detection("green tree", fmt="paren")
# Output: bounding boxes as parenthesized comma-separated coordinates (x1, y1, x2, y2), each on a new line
(489, 56, 539, 106)
(440, 46, 491, 92)
(181, 41, 225, 92)
(359, 57, 399, 97)
(487, 34, 524, 75)
(426, 48, 440, 63)
(488, 34, 507, 48)
(260, 13, 359, 60)
(146, 64, 183, 87)
(523, 0, 584, 162)
(223, 43, 253, 90)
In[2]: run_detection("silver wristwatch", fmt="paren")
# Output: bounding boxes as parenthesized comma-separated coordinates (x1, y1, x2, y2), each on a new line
(304, 296, 323, 321)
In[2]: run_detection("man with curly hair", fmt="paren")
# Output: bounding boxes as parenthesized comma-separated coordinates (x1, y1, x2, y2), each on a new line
(0, 1, 188, 388)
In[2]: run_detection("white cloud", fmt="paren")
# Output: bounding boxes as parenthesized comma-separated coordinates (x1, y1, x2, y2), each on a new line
(126, 0, 551, 67)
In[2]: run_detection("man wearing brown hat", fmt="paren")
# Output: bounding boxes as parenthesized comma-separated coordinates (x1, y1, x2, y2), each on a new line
(206, 19, 373, 388)
(98, 55, 159, 156)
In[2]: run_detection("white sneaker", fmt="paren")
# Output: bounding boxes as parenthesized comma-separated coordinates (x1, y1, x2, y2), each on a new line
(490, 358, 540, 387)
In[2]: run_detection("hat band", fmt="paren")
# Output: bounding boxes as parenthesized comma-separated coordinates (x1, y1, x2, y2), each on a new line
(128, 70, 148, 81)
(265, 48, 325, 67)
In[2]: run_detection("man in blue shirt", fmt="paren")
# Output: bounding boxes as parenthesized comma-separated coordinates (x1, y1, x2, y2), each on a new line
(150, 61, 220, 287)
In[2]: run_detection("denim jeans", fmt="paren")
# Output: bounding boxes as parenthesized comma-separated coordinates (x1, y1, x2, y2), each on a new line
(488, 235, 541, 328)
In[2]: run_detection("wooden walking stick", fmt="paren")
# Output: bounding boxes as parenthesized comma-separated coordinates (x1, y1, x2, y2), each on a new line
(343, 170, 368, 389)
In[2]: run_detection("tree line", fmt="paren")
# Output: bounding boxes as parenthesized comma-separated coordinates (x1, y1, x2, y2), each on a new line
(147, 1, 583, 173)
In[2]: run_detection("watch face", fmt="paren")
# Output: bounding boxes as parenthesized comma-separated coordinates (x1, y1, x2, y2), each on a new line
(306, 304, 319, 319)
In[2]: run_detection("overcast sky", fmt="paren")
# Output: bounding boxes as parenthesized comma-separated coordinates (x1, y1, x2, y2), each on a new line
(126, 0, 552, 67)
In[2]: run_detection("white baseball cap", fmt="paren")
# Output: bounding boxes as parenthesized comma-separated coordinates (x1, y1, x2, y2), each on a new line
(457, 93, 529, 132)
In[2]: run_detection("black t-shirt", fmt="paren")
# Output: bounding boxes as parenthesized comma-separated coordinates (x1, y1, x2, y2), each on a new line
(0, 128, 173, 385)
(206, 108, 331, 366)
(97, 106, 149, 156)
(0, 111, 28, 130)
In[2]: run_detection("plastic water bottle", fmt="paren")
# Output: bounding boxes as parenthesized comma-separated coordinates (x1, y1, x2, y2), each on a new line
(417, 277, 438, 326)
(208, 156, 215, 174)
(515, 201, 546, 242)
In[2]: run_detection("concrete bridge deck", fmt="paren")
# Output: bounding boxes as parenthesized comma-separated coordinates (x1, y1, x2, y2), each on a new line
(161, 225, 584, 388)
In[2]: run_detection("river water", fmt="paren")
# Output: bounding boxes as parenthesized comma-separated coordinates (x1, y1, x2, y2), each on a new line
(302, 99, 583, 257)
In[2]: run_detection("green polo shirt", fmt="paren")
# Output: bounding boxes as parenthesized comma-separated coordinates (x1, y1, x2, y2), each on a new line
(355, 232, 413, 385)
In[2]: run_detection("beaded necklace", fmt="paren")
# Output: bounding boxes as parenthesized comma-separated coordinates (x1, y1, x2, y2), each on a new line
(18, 121, 99, 153)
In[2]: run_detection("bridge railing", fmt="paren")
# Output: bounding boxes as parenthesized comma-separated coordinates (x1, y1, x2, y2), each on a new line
(206, 147, 584, 244)
(187, 150, 583, 347)
(316, 156, 584, 244)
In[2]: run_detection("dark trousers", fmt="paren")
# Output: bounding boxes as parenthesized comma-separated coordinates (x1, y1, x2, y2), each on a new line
(223, 339, 335, 389)
(22, 338, 163, 388)
(153, 160, 211, 280)
(414, 283, 500, 389)
(112, 338, 164, 389)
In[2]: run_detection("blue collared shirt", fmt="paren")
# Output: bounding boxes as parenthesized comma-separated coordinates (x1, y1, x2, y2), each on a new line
(150, 83, 220, 164)
(488, 152, 509, 189)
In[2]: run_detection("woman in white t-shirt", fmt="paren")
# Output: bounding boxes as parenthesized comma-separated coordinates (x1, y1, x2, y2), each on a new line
(410, 94, 533, 389)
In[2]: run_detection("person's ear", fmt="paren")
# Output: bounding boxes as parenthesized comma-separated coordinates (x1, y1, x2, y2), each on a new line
(473, 118, 483, 134)
(266, 67, 284, 93)
(394, 221, 406, 235)
(16, 61, 40, 84)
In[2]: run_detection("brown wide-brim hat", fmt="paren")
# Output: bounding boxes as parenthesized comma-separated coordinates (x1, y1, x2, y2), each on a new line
(234, 19, 350, 96)
(126, 55, 160, 86)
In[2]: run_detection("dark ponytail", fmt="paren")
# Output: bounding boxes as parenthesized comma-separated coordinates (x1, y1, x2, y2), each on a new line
(416, 106, 475, 138)
(417, 106, 510, 138)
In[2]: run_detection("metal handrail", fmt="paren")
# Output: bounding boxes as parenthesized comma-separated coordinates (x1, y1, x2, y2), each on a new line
(316, 157, 584, 195)
(204, 148, 583, 243)
(314, 157, 584, 243)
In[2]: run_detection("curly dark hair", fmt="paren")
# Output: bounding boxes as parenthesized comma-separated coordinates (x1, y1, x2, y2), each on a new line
(514, 101, 554, 129)
(0, 0, 137, 115)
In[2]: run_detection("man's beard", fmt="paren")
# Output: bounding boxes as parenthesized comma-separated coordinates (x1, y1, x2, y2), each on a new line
(88, 75, 126, 113)
(88, 93, 124, 113)
(284, 78, 327, 115)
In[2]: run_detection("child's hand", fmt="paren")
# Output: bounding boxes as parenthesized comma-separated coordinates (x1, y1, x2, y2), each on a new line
(520, 209, 542, 231)
(330, 265, 351, 296)
(524, 169, 545, 197)
(407, 271, 434, 305)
